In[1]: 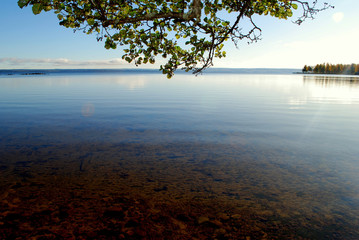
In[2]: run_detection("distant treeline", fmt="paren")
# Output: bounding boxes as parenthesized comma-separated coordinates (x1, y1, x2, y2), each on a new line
(302, 63, 359, 75)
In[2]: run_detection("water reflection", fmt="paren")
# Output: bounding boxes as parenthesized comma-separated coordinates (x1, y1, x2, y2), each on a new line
(1, 73, 359, 239)
(303, 75, 359, 87)
(115, 77, 147, 90)
(0, 74, 148, 90)
(296, 75, 359, 105)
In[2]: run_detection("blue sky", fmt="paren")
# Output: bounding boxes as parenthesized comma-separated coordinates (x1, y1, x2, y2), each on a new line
(0, 0, 358, 69)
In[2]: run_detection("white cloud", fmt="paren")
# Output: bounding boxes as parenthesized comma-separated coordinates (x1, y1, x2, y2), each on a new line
(332, 12, 344, 23)
(0, 57, 127, 68)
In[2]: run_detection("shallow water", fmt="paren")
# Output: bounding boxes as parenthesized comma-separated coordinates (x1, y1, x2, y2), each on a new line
(1, 72, 359, 239)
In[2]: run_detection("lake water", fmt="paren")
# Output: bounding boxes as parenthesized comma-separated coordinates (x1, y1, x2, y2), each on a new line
(1, 71, 359, 239)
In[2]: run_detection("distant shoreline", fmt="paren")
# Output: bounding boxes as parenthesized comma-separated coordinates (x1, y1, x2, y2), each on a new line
(2, 69, 359, 77)
(0, 68, 301, 76)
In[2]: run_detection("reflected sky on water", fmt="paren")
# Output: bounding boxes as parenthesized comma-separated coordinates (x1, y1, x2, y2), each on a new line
(1, 72, 359, 239)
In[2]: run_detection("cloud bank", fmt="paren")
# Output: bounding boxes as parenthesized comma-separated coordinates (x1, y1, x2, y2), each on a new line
(0, 57, 127, 68)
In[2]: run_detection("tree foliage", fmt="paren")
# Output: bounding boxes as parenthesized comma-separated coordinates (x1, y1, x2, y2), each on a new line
(18, 0, 332, 78)
(303, 63, 359, 75)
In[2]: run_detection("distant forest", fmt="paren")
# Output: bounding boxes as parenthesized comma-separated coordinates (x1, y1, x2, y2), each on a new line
(302, 63, 359, 75)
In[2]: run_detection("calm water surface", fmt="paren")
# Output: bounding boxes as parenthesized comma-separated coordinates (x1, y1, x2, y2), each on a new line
(1, 72, 359, 239)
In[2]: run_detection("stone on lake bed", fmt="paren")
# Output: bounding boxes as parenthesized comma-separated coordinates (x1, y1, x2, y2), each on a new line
(231, 214, 241, 219)
(197, 216, 210, 224)
(218, 213, 230, 220)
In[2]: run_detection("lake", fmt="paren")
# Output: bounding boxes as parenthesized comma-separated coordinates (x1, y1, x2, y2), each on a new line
(1, 70, 359, 239)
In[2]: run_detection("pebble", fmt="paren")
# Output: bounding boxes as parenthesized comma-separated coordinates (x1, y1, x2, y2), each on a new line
(231, 214, 241, 219)
(215, 228, 226, 235)
(218, 213, 230, 220)
(197, 216, 209, 224)
(211, 219, 223, 227)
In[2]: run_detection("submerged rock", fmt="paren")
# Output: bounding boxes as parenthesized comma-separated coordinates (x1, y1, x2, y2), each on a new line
(197, 216, 210, 224)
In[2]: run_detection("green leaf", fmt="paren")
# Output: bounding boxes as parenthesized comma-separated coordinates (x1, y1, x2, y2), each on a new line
(87, 18, 95, 25)
(32, 3, 42, 15)
(44, 6, 52, 11)
(204, 6, 210, 15)
(17, 0, 30, 8)
(123, 6, 130, 15)
(112, 33, 120, 40)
